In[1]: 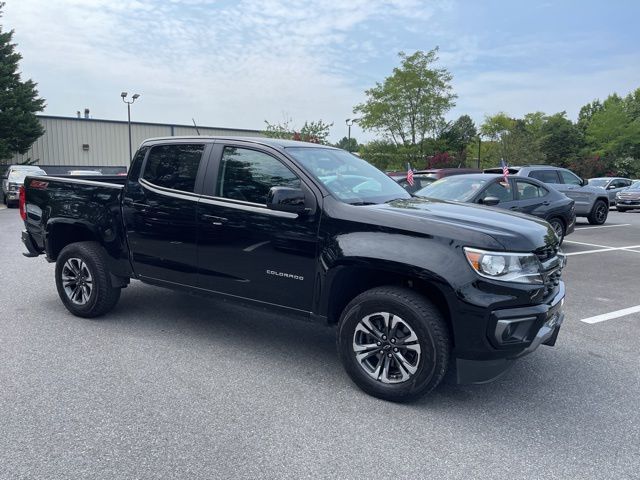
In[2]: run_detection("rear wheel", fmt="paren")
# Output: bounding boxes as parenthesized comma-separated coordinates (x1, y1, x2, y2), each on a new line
(548, 218, 565, 245)
(588, 200, 608, 225)
(337, 286, 450, 402)
(55, 241, 121, 318)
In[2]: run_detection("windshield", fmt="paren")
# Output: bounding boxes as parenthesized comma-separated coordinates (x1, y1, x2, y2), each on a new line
(8, 169, 46, 182)
(286, 147, 410, 204)
(630, 181, 640, 190)
(415, 176, 490, 201)
(588, 179, 609, 187)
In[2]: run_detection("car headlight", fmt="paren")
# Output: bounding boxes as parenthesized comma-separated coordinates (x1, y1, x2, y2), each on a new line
(463, 247, 543, 284)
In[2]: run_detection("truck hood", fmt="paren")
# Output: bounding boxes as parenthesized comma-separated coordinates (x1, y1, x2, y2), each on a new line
(367, 197, 555, 252)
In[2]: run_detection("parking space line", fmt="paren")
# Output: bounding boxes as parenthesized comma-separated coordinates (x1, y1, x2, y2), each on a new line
(574, 224, 630, 230)
(564, 240, 612, 249)
(580, 305, 640, 324)
(565, 245, 640, 256)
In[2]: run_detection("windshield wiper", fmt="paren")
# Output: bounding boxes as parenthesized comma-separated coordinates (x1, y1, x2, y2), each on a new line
(348, 201, 378, 206)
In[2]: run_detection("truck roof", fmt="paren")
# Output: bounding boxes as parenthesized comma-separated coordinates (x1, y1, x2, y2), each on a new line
(141, 136, 338, 150)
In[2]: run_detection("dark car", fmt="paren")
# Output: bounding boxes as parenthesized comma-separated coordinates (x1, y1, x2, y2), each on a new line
(395, 173, 436, 194)
(21, 137, 565, 402)
(415, 174, 575, 244)
(484, 165, 609, 225)
(615, 181, 640, 211)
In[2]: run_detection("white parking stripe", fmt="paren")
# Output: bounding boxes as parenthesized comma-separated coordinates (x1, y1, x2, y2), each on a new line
(564, 240, 612, 248)
(580, 305, 640, 324)
(574, 224, 631, 230)
(565, 245, 640, 256)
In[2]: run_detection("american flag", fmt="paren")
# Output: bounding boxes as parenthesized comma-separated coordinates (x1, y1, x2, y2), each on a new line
(501, 159, 509, 181)
(407, 163, 414, 187)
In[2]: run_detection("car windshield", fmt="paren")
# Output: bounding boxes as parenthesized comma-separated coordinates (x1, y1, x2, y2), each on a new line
(8, 169, 46, 182)
(415, 176, 490, 201)
(629, 181, 640, 190)
(588, 179, 609, 187)
(286, 147, 410, 204)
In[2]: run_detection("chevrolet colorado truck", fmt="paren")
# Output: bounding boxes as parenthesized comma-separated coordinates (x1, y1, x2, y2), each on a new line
(20, 137, 566, 402)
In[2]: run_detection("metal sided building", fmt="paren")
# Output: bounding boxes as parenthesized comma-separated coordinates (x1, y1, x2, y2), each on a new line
(7, 115, 263, 170)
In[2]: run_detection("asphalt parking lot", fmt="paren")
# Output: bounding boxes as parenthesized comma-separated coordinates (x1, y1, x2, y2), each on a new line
(1, 205, 639, 480)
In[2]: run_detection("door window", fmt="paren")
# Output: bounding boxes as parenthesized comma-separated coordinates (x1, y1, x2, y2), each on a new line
(142, 144, 204, 192)
(529, 170, 560, 184)
(480, 181, 513, 202)
(559, 170, 582, 185)
(217, 147, 300, 204)
(515, 180, 548, 199)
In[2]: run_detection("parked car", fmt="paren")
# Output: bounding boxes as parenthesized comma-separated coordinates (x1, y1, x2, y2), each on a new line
(395, 173, 436, 194)
(20, 137, 566, 402)
(2, 165, 47, 207)
(415, 174, 575, 244)
(68, 170, 103, 176)
(615, 181, 640, 211)
(484, 165, 610, 225)
(588, 177, 633, 205)
(387, 167, 481, 181)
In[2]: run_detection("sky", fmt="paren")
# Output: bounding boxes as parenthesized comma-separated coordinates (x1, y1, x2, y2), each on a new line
(3, 0, 640, 142)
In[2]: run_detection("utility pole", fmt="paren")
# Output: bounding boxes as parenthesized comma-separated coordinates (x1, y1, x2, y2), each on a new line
(477, 135, 482, 169)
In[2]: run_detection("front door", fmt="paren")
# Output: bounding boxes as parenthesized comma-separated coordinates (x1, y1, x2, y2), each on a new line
(122, 142, 208, 286)
(196, 144, 320, 312)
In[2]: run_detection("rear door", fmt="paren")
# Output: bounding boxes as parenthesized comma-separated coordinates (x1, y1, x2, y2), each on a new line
(196, 142, 321, 312)
(122, 142, 209, 286)
(512, 179, 551, 217)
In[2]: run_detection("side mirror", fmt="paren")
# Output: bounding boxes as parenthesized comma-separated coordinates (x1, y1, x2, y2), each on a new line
(606, 184, 616, 190)
(267, 187, 307, 214)
(480, 196, 500, 206)
(581, 178, 588, 186)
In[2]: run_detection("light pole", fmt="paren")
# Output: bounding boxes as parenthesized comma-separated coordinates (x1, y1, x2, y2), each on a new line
(477, 134, 482, 169)
(345, 118, 359, 152)
(121, 92, 140, 162)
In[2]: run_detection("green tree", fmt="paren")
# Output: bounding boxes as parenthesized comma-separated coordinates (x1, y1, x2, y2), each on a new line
(0, 2, 45, 162)
(354, 48, 456, 159)
(335, 136, 360, 152)
(263, 117, 333, 145)
(538, 112, 583, 166)
(586, 94, 640, 159)
(438, 114, 476, 162)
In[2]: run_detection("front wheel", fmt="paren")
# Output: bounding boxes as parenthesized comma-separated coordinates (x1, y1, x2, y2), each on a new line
(55, 241, 121, 318)
(548, 218, 565, 245)
(588, 200, 608, 225)
(337, 286, 450, 402)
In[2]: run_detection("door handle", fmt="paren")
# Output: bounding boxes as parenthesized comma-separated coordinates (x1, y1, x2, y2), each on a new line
(542, 201, 550, 206)
(201, 214, 227, 225)
(509, 206, 519, 210)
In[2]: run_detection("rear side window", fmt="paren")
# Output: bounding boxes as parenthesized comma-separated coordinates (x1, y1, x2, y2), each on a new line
(143, 144, 204, 192)
(529, 170, 560, 184)
(559, 170, 582, 185)
(217, 147, 300, 204)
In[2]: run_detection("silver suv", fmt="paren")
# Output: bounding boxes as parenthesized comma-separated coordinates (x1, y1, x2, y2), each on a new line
(485, 165, 610, 225)
(2, 165, 47, 207)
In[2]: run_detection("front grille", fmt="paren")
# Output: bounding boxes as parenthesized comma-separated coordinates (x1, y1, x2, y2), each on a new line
(534, 244, 559, 263)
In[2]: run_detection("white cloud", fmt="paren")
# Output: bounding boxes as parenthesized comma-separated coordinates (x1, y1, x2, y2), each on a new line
(3, 0, 443, 141)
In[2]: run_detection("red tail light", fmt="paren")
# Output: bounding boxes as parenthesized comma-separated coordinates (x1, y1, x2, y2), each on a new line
(19, 185, 26, 221)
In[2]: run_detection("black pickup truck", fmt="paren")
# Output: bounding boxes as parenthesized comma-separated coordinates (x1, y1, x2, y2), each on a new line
(20, 137, 566, 401)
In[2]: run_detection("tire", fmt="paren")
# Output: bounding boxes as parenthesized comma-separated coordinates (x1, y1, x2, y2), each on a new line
(337, 286, 450, 402)
(548, 217, 565, 245)
(587, 200, 608, 225)
(55, 241, 121, 318)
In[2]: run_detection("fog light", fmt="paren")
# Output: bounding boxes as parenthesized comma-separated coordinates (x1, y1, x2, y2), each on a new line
(495, 317, 537, 344)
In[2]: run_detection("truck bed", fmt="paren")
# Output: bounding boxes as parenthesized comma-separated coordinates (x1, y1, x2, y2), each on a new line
(22, 175, 131, 277)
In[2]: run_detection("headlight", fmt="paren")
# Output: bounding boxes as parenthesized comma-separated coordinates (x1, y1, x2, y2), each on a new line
(463, 247, 543, 284)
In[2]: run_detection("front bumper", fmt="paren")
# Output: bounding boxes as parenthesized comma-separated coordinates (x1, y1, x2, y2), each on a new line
(456, 283, 565, 384)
